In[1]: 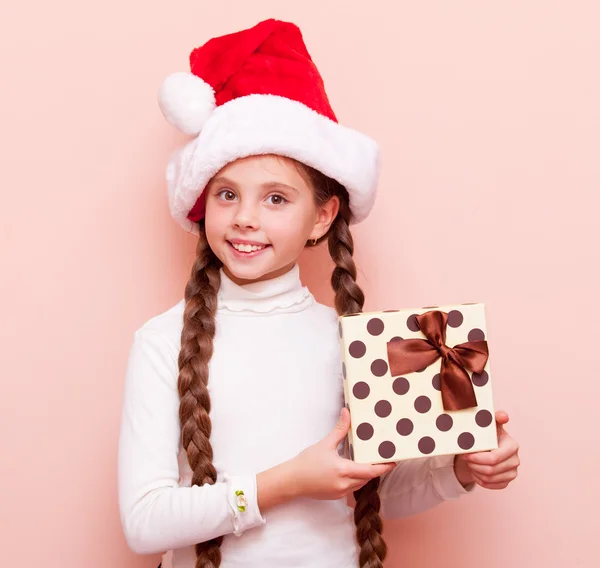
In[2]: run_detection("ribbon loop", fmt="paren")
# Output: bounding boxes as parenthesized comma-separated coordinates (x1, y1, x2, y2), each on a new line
(386, 310, 489, 411)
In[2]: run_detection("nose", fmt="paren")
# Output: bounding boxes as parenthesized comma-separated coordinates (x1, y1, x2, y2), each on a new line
(232, 201, 260, 230)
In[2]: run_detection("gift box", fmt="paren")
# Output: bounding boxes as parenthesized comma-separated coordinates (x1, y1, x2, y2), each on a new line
(338, 303, 498, 464)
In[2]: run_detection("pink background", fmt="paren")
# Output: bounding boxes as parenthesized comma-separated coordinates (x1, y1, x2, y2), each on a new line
(2, 1, 598, 566)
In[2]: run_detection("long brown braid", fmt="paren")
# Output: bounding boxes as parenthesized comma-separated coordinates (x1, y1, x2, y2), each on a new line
(303, 164, 387, 568)
(177, 219, 224, 568)
(178, 158, 385, 568)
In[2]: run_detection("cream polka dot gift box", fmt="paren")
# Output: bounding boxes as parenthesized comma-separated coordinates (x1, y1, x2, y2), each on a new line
(338, 303, 498, 464)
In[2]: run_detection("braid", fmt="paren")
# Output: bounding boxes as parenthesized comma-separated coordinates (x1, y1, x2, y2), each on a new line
(177, 220, 223, 568)
(328, 199, 387, 568)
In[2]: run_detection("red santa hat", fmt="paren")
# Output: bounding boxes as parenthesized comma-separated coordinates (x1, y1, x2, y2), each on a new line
(158, 18, 379, 234)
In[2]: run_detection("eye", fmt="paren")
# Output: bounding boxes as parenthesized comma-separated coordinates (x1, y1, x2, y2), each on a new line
(217, 189, 237, 201)
(267, 194, 287, 205)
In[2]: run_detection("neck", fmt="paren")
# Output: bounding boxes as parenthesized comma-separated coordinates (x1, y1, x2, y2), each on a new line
(217, 263, 314, 315)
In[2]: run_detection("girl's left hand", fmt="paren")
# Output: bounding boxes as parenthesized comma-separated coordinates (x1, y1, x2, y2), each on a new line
(454, 410, 520, 490)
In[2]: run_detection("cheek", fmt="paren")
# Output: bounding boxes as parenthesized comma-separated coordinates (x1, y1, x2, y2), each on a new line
(267, 214, 315, 254)
(268, 210, 313, 238)
(204, 208, 228, 244)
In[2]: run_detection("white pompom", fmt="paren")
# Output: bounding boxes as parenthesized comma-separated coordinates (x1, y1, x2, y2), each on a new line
(158, 71, 216, 135)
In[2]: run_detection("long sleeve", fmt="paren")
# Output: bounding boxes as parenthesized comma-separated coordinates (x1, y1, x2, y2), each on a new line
(117, 329, 266, 555)
(378, 454, 475, 519)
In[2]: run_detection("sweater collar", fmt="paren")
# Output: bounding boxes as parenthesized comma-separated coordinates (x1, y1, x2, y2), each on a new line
(217, 264, 314, 315)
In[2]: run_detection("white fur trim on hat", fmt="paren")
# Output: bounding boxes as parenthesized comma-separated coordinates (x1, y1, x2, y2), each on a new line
(165, 94, 380, 234)
(158, 72, 216, 136)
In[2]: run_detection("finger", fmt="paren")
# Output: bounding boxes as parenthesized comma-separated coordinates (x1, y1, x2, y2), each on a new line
(495, 410, 509, 437)
(495, 410, 510, 425)
(465, 455, 520, 476)
(348, 473, 390, 492)
(471, 468, 518, 485)
(325, 408, 351, 448)
(460, 439, 519, 466)
(345, 460, 396, 480)
(349, 479, 370, 493)
(472, 473, 511, 490)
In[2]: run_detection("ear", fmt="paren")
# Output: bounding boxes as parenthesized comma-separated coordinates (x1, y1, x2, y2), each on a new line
(311, 196, 340, 240)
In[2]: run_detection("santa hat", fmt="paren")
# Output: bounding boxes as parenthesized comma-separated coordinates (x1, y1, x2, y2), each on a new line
(158, 18, 379, 234)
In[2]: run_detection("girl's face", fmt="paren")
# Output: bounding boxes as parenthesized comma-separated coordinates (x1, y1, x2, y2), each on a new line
(204, 155, 339, 285)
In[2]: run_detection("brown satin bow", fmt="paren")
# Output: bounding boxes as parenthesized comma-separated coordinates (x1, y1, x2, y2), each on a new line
(386, 310, 489, 411)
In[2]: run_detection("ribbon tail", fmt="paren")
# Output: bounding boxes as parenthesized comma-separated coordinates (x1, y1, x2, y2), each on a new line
(440, 356, 478, 411)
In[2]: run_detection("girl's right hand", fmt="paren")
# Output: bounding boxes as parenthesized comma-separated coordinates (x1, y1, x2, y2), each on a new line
(285, 408, 396, 500)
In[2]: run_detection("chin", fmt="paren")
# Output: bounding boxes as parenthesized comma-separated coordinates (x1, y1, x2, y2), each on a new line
(225, 259, 294, 285)
(223, 261, 271, 284)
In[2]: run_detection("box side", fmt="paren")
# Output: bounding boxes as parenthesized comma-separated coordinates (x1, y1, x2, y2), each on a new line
(339, 312, 391, 464)
(338, 315, 357, 461)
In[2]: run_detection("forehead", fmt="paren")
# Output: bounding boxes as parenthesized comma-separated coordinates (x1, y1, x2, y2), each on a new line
(214, 155, 311, 189)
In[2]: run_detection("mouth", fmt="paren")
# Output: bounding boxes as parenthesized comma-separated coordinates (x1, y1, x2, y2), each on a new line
(227, 240, 271, 257)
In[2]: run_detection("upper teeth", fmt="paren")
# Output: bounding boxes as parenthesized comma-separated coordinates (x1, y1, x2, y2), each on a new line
(232, 243, 266, 252)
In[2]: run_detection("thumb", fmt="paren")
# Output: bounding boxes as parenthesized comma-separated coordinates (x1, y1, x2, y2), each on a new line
(326, 407, 351, 448)
(495, 410, 509, 437)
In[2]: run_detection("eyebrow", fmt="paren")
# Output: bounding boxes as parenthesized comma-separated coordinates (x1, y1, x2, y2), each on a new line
(209, 177, 299, 194)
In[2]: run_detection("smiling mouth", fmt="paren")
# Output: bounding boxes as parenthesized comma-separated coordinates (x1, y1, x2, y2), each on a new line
(228, 241, 271, 254)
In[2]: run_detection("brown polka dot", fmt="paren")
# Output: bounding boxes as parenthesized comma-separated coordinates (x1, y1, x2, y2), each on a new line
(458, 432, 475, 450)
(392, 377, 410, 395)
(342, 363, 347, 380)
(357, 422, 374, 440)
(407, 314, 420, 332)
(370, 359, 388, 377)
(476, 409, 493, 427)
(447, 310, 464, 328)
(418, 437, 436, 454)
(375, 400, 392, 417)
(390, 336, 404, 343)
(472, 370, 489, 387)
(396, 418, 414, 436)
(353, 382, 370, 399)
(367, 318, 385, 336)
(414, 395, 432, 413)
(432, 373, 441, 391)
(349, 340, 367, 358)
(436, 414, 453, 432)
(349, 443, 355, 461)
(468, 328, 485, 341)
(378, 441, 396, 459)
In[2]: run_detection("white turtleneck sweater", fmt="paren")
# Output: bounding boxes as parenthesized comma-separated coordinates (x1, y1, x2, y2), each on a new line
(118, 265, 473, 568)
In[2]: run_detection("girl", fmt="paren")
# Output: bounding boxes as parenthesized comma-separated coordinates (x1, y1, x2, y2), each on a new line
(118, 19, 520, 568)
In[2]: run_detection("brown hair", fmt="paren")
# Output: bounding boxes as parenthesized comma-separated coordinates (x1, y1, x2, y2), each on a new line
(177, 158, 386, 568)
